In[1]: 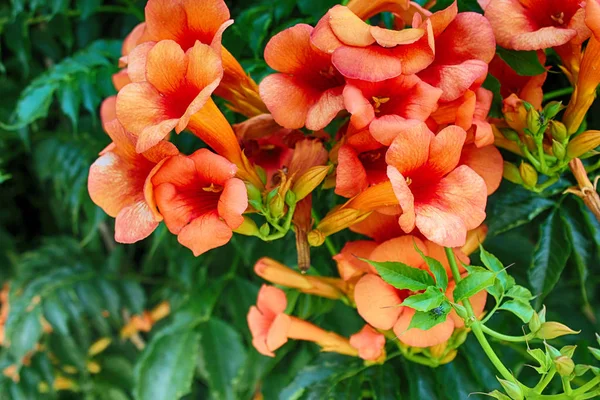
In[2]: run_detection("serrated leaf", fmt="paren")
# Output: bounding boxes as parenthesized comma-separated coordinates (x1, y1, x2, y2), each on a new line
(528, 210, 572, 307)
(362, 258, 435, 291)
(402, 287, 445, 312)
(407, 300, 451, 330)
(496, 46, 546, 76)
(453, 270, 495, 302)
(134, 330, 200, 400)
(415, 243, 448, 290)
(498, 299, 534, 323)
(480, 246, 509, 290)
(197, 318, 247, 400)
(505, 285, 533, 301)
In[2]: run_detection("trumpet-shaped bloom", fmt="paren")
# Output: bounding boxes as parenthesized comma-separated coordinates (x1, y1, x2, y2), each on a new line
(488, 53, 547, 108)
(418, 12, 495, 102)
(333, 240, 379, 281)
(386, 123, 487, 247)
(259, 24, 346, 131)
(117, 40, 239, 157)
(151, 149, 247, 256)
(310, 5, 433, 82)
(88, 117, 178, 244)
(459, 144, 504, 195)
(485, 0, 587, 50)
(349, 211, 405, 242)
(354, 274, 405, 330)
(344, 74, 442, 145)
(349, 325, 386, 361)
(393, 307, 455, 347)
(247, 285, 290, 357)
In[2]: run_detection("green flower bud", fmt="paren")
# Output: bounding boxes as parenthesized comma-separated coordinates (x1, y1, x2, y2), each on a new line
(529, 311, 541, 334)
(526, 108, 542, 134)
(501, 128, 520, 142)
(560, 345, 577, 358)
(543, 101, 563, 120)
(554, 355, 575, 377)
(234, 216, 260, 237)
(503, 162, 524, 185)
(259, 223, 270, 237)
(552, 140, 566, 160)
(269, 194, 285, 219)
(588, 346, 600, 361)
(519, 162, 538, 187)
(549, 121, 567, 142)
(285, 190, 296, 207)
(536, 322, 580, 340)
(497, 378, 524, 400)
(545, 342, 562, 359)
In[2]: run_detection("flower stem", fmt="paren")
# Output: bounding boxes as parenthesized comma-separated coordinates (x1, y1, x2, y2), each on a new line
(534, 369, 556, 393)
(480, 325, 536, 342)
(444, 247, 515, 382)
(542, 87, 574, 102)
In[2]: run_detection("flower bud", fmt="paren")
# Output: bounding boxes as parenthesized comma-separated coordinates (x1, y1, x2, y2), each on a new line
(269, 193, 285, 219)
(149, 301, 170, 322)
(545, 342, 562, 359)
(566, 130, 600, 159)
(259, 223, 270, 237)
(429, 341, 448, 359)
(552, 140, 566, 160)
(549, 121, 567, 142)
(439, 349, 458, 365)
(503, 95, 528, 134)
(588, 346, 600, 361)
(451, 328, 469, 348)
(307, 229, 325, 247)
(88, 338, 111, 357)
(503, 162, 523, 185)
(560, 345, 577, 358)
(526, 108, 542, 134)
(497, 378, 523, 400)
(519, 162, 538, 187)
(234, 216, 261, 237)
(543, 101, 563, 120)
(536, 322, 580, 340)
(501, 128, 520, 142)
(246, 183, 263, 210)
(292, 165, 330, 201)
(553, 355, 575, 377)
(87, 360, 101, 374)
(528, 311, 541, 334)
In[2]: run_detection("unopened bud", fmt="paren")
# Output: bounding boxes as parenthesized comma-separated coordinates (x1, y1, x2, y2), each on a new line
(88, 338, 111, 357)
(550, 121, 567, 142)
(545, 342, 562, 359)
(292, 165, 330, 201)
(552, 140, 566, 160)
(285, 190, 296, 207)
(269, 194, 285, 219)
(526, 108, 542, 134)
(554, 356, 575, 377)
(439, 349, 458, 365)
(503, 162, 523, 185)
(588, 346, 600, 361)
(566, 130, 600, 159)
(497, 378, 523, 400)
(536, 322, 580, 340)
(246, 183, 263, 208)
(543, 101, 563, 120)
(501, 128, 520, 142)
(307, 229, 325, 247)
(560, 345, 577, 358)
(149, 301, 170, 322)
(87, 361, 101, 374)
(429, 342, 448, 359)
(234, 216, 260, 237)
(519, 162, 538, 187)
(529, 312, 541, 334)
(259, 223, 270, 237)
(451, 328, 469, 348)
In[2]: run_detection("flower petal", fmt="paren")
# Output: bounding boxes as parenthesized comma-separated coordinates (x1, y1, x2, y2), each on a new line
(177, 211, 232, 256)
(393, 307, 454, 347)
(146, 40, 187, 95)
(259, 74, 318, 129)
(370, 235, 427, 268)
(354, 274, 403, 330)
(218, 178, 248, 229)
(336, 145, 369, 198)
(115, 201, 159, 244)
(385, 122, 432, 175)
(305, 86, 345, 131)
(332, 46, 402, 82)
(426, 125, 466, 179)
(387, 166, 416, 233)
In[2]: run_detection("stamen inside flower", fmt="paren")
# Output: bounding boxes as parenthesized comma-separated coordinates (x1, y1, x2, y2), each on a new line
(372, 96, 390, 113)
(550, 12, 565, 25)
(202, 183, 224, 193)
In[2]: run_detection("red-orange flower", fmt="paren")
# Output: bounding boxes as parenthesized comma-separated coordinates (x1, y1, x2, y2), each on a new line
(393, 307, 455, 347)
(151, 149, 247, 256)
(386, 123, 487, 247)
(349, 325, 386, 361)
(485, 0, 588, 50)
(88, 104, 178, 243)
(310, 5, 432, 82)
(344, 74, 442, 145)
(459, 144, 504, 195)
(488, 53, 547, 109)
(117, 40, 239, 158)
(333, 240, 379, 281)
(259, 24, 346, 130)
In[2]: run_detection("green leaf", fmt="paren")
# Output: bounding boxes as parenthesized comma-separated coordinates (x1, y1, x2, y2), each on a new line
(453, 270, 495, 302)
(78, 0, 102, 19)
(486, 182, 555, 235)
(402, 287, 445, 312)
(528, 210, 572, 307)
(498, 299, 534, 323)
(415, 243, 448, 290)
(58, 81, 82, 130)
(197, 318, 247, 400)
(407, 300, 451, 330)
(480, 246, 509, 290)
(505, 285, 534, 301)
(361, 258, 435, 291)
(496, 46, 546, 76)
(483, 73, 503, 118)
(134, 330, 200, 400)
(430, 0, 483, 12)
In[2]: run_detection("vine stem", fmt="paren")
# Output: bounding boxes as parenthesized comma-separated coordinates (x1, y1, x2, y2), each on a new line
(542, 87, 574, 101)
(480, 325, 536, 343)
(444, 247, 515, 382)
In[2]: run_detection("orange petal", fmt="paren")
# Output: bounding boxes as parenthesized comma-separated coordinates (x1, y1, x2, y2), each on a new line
(343, 84, 376, 130)
(426, 125, 466, 179)
(181, 0, 231, 45)
(257, 284, 288, 317)
(305, 86, 345, 131)
(385, 121, 432, 175)
(177, 211, 233, 256)
(189, 148, 237, 185)
(429, 1, 458, 37)
(127, 42, 156, 83)
(349, 211, 405, 242)
(419, 60, 489, 102)
(369, 235, 427, 269)
(459, 144, 503, 195)
(328, 5, 375, 47)
(349, 325, 386, 361)
(264, 24, 319, 75)
(370, 116, 422, 146)
(112, 69, 131, 91)
(267, 313, 291, 352)
(332, 46, 402, 82)
(393, 307, 454, 347)
(100, 96, 117, 129)
(259, 74, 318, 129)
(435, 12, 495, 65)
(354, 274, 403, 330)
(311, 14, 344, 54)
(414, 165, 487, 247)
(333, 240, 379, 281)
(387, 166, 416, 233)
(370, 27, 424, 48)
(115, 201, 159, 244)
(146, 40, 187, 95)
(218, 178, 248, 229)
(335, 145, 369, 198)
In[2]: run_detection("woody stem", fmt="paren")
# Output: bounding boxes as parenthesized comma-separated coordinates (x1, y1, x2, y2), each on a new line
(444, 247, 515, 383)
(569, 158, 600, 222)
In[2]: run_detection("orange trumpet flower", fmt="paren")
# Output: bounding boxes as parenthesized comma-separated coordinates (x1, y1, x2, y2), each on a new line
(88, 102, 178, 244)
(151, 149, 248, 256)
(386, 123, 487, 247)
(488, 53, 547, 109)
(349, 325, 387, 361)
(333, 240, 379, 281)
(259, 24, 346, 131)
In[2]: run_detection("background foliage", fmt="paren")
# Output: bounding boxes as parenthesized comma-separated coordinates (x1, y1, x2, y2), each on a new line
(0, 0, 599, 399)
